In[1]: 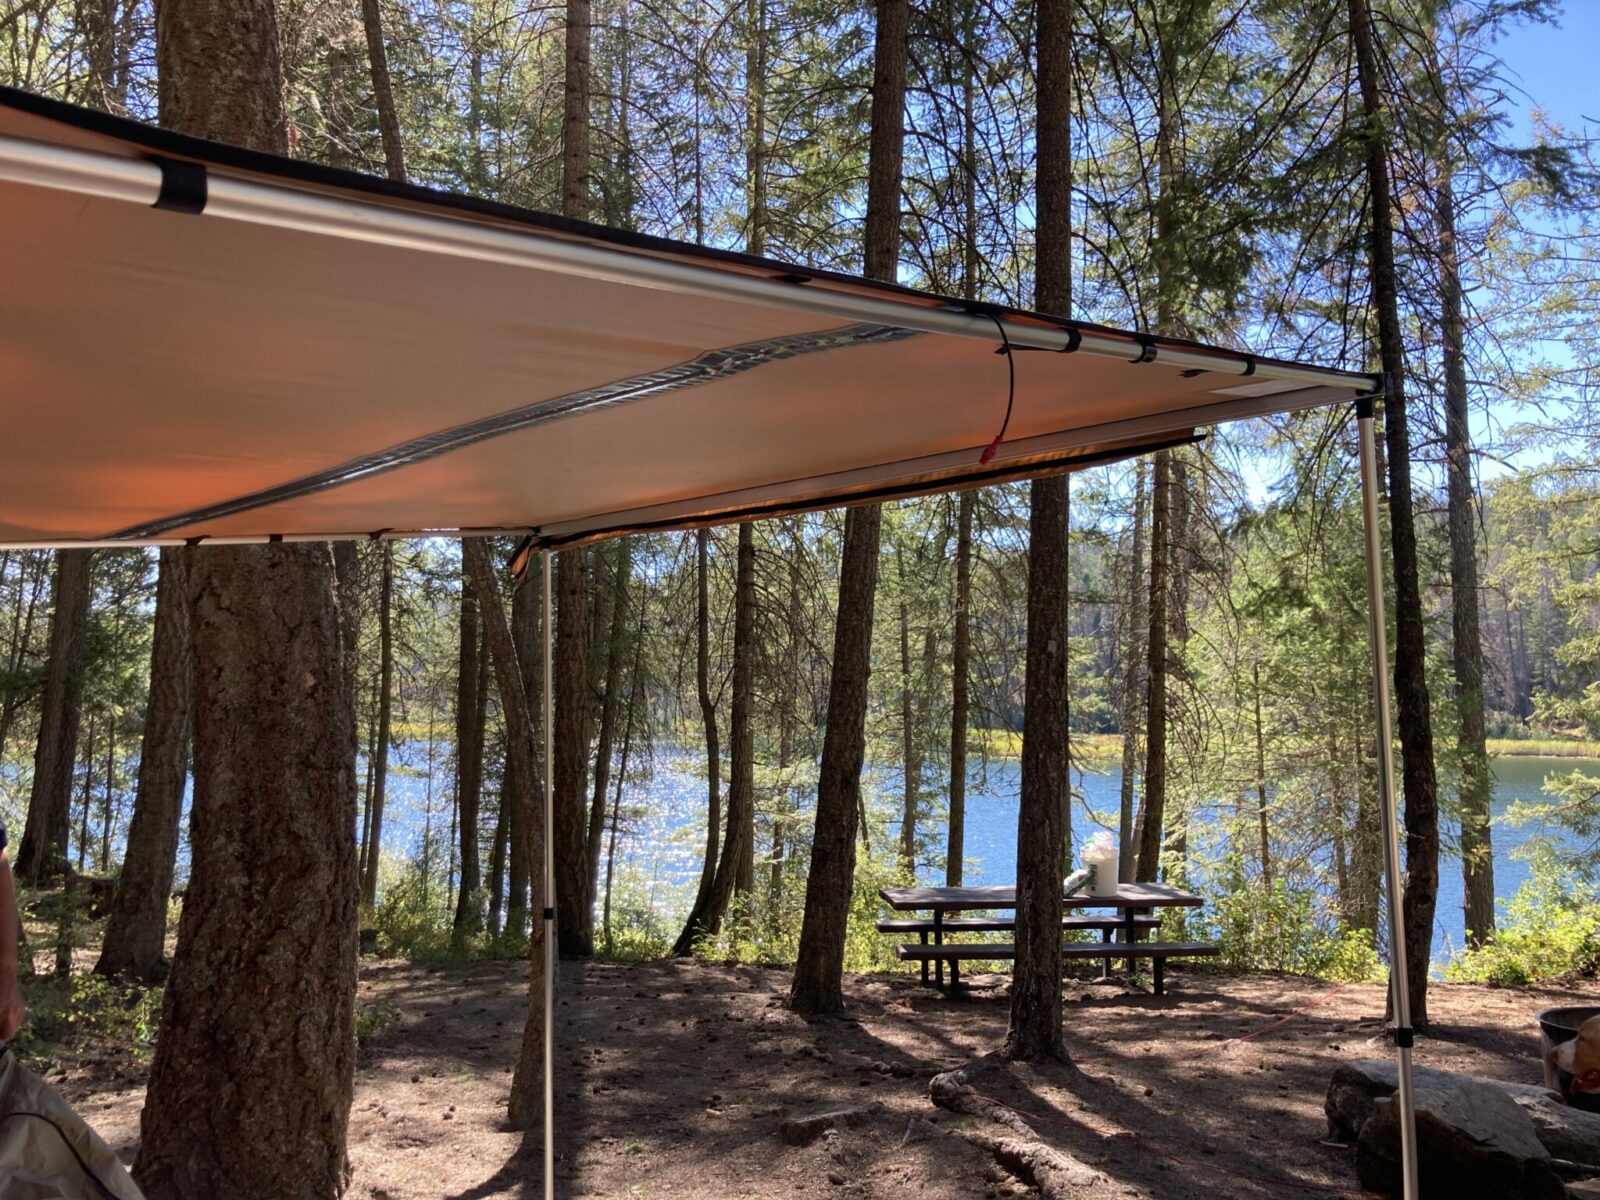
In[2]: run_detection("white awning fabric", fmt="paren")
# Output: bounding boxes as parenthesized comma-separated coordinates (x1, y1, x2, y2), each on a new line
(0, 87, 1377, 550)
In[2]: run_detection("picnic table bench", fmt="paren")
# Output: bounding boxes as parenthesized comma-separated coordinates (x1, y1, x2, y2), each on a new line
(878, 881, 1215, 995)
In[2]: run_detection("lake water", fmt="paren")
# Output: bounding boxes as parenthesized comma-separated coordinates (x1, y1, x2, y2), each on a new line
(363, 747, 1596, 969)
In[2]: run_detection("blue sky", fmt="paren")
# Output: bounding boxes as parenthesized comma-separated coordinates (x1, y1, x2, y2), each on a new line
(1495, 3, 1598, 137)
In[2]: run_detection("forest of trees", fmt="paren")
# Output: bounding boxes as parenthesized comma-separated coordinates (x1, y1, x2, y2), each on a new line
(1, 0, 1597, 1192)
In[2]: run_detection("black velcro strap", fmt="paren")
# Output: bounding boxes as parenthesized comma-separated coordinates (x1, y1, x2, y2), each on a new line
(1355, 394, 1377, 419)
(1240, 355, 1257, 376)
(152, 157, 207, 215)
(1130, 336, 1157, 364)
(542, 907, 556, 921)
(1393, 1026, 1415, 1048)
(1057, 327, 1082, 354)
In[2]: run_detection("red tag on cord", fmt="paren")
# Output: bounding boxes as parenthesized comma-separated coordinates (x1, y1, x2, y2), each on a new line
(979, 433, 1003, 465)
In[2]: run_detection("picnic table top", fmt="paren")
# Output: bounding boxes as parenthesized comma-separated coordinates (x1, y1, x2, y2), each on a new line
(878, 881, 1202, 913)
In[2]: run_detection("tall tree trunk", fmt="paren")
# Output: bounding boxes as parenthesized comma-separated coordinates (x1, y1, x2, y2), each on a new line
(896, 546, 920, 876)
(358, 0, 405, 181)
(1253, 660, 1271, 885)
(672, 529, 722, 954)
(788, 0, 905, 1016)
(1117, 460, 1148, 883)
(96, 548, 192, 981)
(1135, 450, 1171, 882)
(135, 542, 356, 1199)
(561, 0, 591, 218)
(701, 522, 758, 938)
(461, 541, 547, 1132)
(136, 42, 362, 1185)
(1006, 0, 1071, 1063)
(789, 505, 881, 1014)
(603, 587, 647, 954)
(487, 776, 508, 937)
(1434, 79, 1493, 947)
(453, 564, 488, 938)
(548, 0, 593, 957)
(586, 538, 631, 928)
(553, 549, 592, 957)
(946, 490, 973, 886)
(360, 542, 394, 910)
(506, 574, 538, 936)
(15, 550, 93, 883)
(1349, 0, 1441, 1027)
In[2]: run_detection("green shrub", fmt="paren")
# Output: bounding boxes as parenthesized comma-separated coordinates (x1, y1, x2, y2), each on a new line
(1190, 877, 1382, 983)
(1444, 863, 1600, 986)
(14, 972, 163, 1066)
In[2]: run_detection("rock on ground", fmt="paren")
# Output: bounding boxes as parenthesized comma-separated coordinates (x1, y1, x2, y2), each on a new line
(779, 1102, 888, 1146)
(1356, 1082, 1565, 1199)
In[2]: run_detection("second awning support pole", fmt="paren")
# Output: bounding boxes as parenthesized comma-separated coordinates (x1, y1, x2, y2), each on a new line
(1356, 395, 1419, 1200)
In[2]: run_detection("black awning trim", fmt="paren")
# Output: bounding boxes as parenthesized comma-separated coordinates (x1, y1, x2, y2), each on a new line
(152, 156, 206, 214)
(537, 431, 1205, 549)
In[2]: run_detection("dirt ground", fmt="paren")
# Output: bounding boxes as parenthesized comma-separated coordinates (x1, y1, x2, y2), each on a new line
(49, 958, 1600, 1198)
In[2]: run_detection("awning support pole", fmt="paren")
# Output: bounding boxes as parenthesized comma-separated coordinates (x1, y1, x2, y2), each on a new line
(542, 549, 556, 1200)
(1356, 396, 1419, 1200)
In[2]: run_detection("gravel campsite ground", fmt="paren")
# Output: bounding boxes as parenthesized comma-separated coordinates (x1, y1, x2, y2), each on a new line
(44, 958, 1599, 1199)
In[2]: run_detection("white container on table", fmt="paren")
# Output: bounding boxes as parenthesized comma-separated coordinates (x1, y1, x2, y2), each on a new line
(1080, 833, 1119, 898)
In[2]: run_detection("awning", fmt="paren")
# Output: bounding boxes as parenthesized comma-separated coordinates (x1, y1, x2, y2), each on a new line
(0, 86, 1375, 551)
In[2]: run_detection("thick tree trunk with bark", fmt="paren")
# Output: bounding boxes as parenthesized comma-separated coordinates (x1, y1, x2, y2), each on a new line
(1005, 0, 1073, 1063)
(896, 547, 921, 876)
(453, 567, 487, 937)
(789, 505, 881, 1014)
(561, 0, 591, 218)
(946, 490, 973, 886)
(1006, 480, 1070, 1061)
(358, 0, 405, 180)
(1135, 450, 1171, 883)
(135, 19, 359, 1191)
(136, 547, 357, 1200)
(96, 548, 192, 981)
(1349, 0, 1441, 1027)
(16, 550, 92, 883)
(461, 541, 547, 1132)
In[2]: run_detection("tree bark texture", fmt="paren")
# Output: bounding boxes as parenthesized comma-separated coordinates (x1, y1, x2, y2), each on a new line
(703, 522, 757, 935)
(360, 542, 394, 910)
(461, 541, 547, 1133)
(1006, 474, 1070, 1063)
(1117, 460, 1148, 884)
(1434, 103, 1494, 947)
(1349, 0, 1441, 1026)
(96, 548, 192, 981)
(561, 0, 591, 219)
(358, 0, 406, 180)
(789, 505, 881, 1014)
(16, 549, 92, 883)
(1135, 450, 1172, 883)
(586, 538, 631, 924)
(672, 529, 722, 955)
(553, 549, 592, 956)
(155, 0, 287, 153)
(135, 545, 357, 1200)
(453, 566, 487, 937)
(506, 573, 538, 935)
(946, 489, 973, 886)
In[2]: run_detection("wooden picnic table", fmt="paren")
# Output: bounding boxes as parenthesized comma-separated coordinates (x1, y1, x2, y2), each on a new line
(878, 881, 1209, 992)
